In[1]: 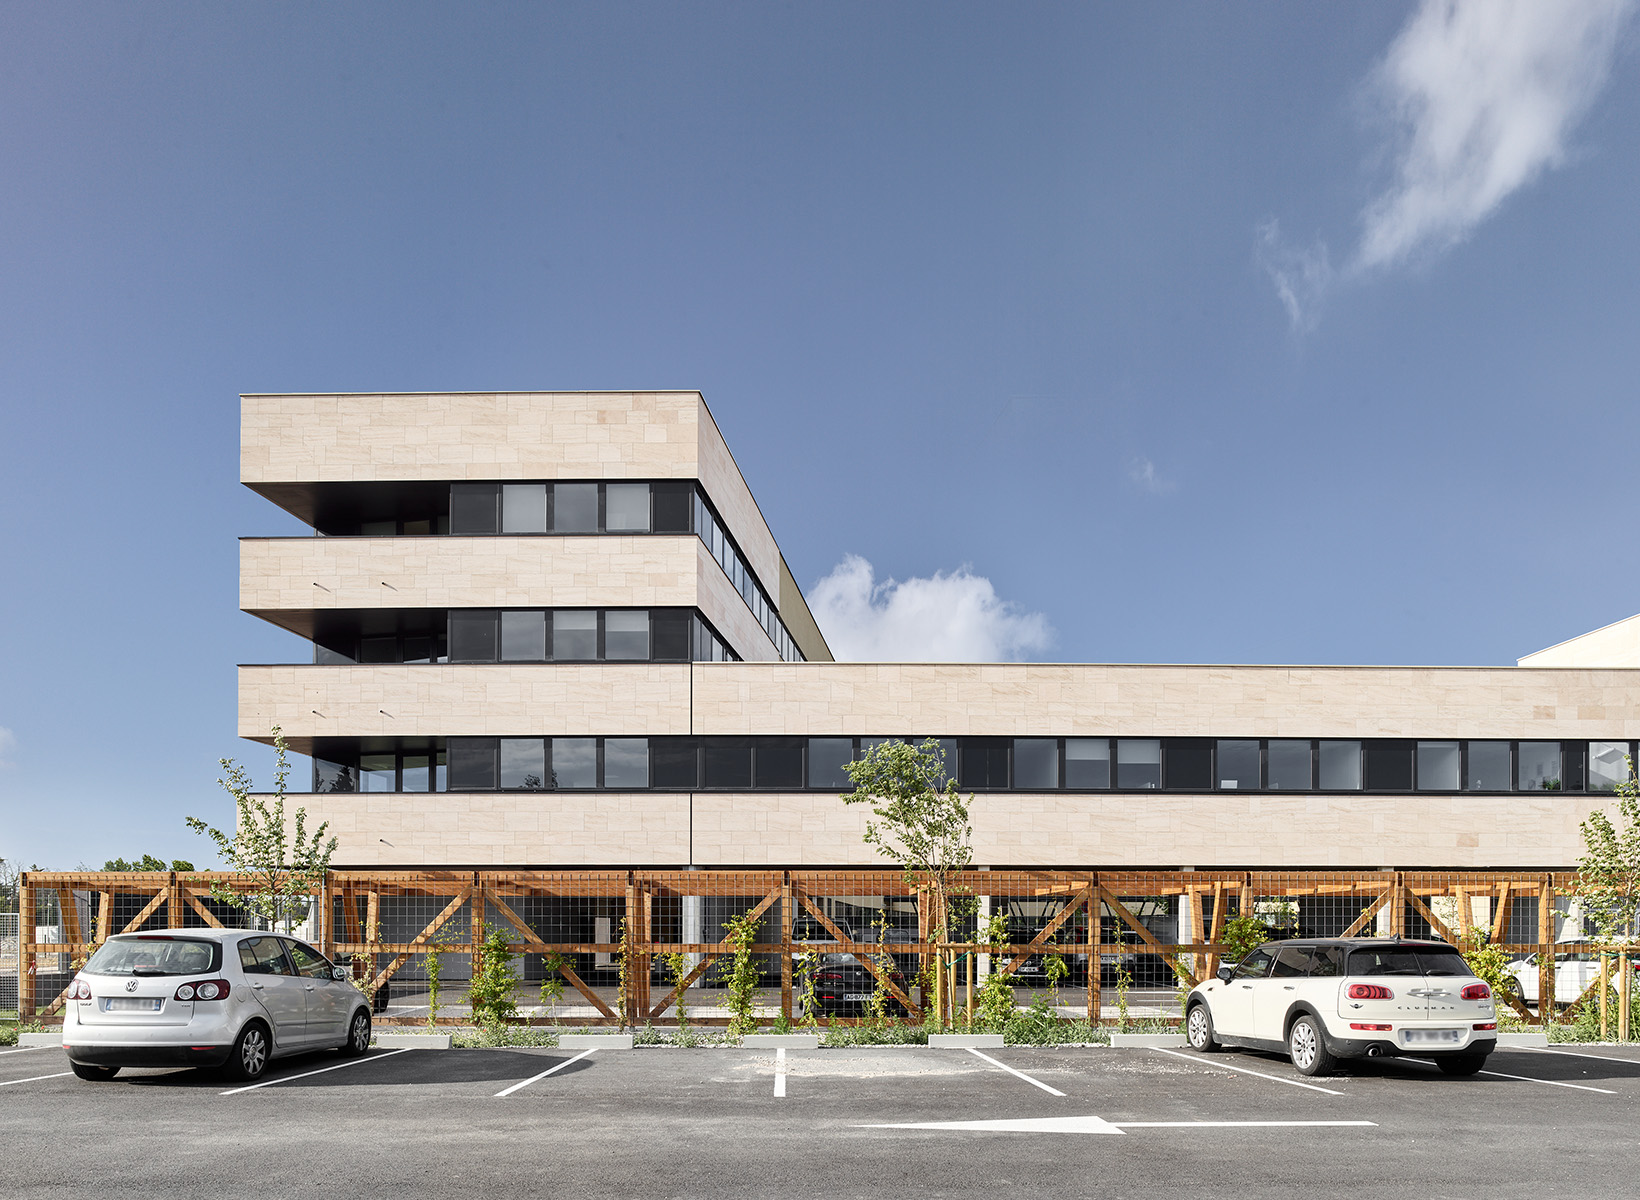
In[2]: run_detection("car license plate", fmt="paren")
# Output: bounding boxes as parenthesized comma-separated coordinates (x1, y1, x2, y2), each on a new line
(1402, 1028, 1462, 1045)
(103, 997, 162, 1012)
(843, 993, 871, 1002)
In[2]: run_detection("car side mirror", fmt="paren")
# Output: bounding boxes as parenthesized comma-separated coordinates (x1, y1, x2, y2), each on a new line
(333, 966, 350, 982)
(1216, 965, 1234, 983)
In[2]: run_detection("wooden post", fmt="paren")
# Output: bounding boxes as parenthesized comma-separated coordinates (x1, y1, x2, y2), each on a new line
(469, 878, 485, 1012)
(780, 874, 793, 1024)
(167, 872, 185, 931)
(1621, 951, 1631, 1043)
(1085, 876, 1097, 1026)
(624, 874, 639, 1029)
(1600, 953, 1610, 1040)
(1537, 877, 1553, 1027)
(19, 875, 34, 1021)
(1390, 873, 1407, 937)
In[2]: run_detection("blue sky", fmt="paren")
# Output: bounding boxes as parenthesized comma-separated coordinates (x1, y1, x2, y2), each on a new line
(2, 1, 1637, 869)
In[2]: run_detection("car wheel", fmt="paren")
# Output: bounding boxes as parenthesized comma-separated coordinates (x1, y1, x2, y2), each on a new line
(70, 1062, 119, 1081)
(1287, 1015, 1336, 1077)
(223, 1021, 271, 1082)
(1185, 1002, 1221, 1052)
(342, 1008, 372, 1056)
(1436, 1054, 1486, 1077)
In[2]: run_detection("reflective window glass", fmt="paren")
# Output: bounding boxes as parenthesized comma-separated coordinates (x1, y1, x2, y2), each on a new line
(315, 644, 355, 665)
(1116, 739, 1161, 790)
(1319, 741, 1362, 790)
(501, 484, 548, 533)
(1232, 948, 1275, 980)
(551, 738, 597, 789)
(500, 739, 547, 790)
(605, 484, 651, 532)
(1271, 945, 1315, 977)
(447, 739, 497, 790)
(435, 751, 446, 792)
(360, 520, 396, 536)
(807, 739, 855, 789)
(704, 738, 753, 788)
(1165, 739, 1211, 790)
(449, 484, 498, 534)
(553, 610, 597, 660)
(1466, 741, 1510, 791)
(603, 739, 648, 789)
(652, 482, 693, 533)
(605, 610, 649, 660)
(1013, 739, 1059, 789)
(359, 754, 396, 792)
(403, 637, 434, 665)
(756, 739, 805, 789)
(553, 483, 598, 533)
(651, 610, 691, 661)
(1365, 742, 1413, 790)
(1267, 741, 1311, 790)
(1417, 741, 1460, 791)
(402, 755, 431, 792)
(1518, 742, 1562, 791)
(651, 739, 699, 788)
(449, 610, 499, 663)
(1589, 742, 1632, 793)
(960, 739, 1009, 789)
(1216, 740, 1259, 790)
(500, 611, 547, 661)
(314, 760, 355, 793)
(360, 637, 397, 664)
(1065, 739, 1110, 789)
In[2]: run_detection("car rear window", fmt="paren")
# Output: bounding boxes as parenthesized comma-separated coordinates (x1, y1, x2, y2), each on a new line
(1347, 946, 1471, 977)
(84, 935, 222, 977)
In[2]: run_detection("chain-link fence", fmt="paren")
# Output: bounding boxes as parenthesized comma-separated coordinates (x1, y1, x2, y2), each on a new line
(1, 912, 18, 1017)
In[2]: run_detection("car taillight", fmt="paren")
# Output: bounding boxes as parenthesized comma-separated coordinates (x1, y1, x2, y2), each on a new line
(71, 980, 92, 1000)
(1461, 984, 1490, 1000)
(816, 971, 844, 984)
(1347, 984, 1393, 1000)
(1349, 1023, 1392, 1031)
(176, 980, 230, 1001)
(1473, 1022, 1497, 1031)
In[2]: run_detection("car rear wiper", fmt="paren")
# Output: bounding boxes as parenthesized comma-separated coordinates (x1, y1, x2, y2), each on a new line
(131, 966, 169, 976)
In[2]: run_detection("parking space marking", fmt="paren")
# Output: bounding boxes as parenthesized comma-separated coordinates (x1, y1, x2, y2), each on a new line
(1112, 1120, 1377, 1129)
(220, 1048, 411, 1095)
(1148, 1048, 1346, 1095)
(0, 1046, 45, 1056)
(1402, 1058, 1616, 1093)
(773, 1047, 786, 1097)
(964, 1048, 1067, 1097)
(1526, 1045, 1640, 1066)
(0, 1072, 73, 1087)
(863, 1114, 1122, 1134)
(493, 1048, 596, 1098)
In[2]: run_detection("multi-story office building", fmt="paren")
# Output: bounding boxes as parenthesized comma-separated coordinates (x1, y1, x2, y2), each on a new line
(240, 391, 1640, 873)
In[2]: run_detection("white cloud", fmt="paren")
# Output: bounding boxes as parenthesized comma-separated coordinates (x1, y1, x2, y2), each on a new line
(1127, 455, 1176, 496)
(1356, 0, 1632, 272)
(0, 727, 14, 768)
(1255, 220, 1334, 333)
(808, 555, 1053, 662)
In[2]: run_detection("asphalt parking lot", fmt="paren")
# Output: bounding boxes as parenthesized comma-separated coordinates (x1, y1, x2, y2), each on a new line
(6, 1039, 1640, 1199)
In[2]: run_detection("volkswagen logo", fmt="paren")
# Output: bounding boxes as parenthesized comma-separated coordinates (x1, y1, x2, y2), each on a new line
(126, 980, 138, 992)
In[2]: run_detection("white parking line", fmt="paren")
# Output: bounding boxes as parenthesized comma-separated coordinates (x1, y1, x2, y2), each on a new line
(774, 1047, 787, 1097)
(1402, 1058, 1616, 1094)
(0, 1046, 45, 1056)
(1527, 1045, 1640, 1066)
(494, 1048, 596, 1098)
(220, 1048, 410, 1095)
(1149, 1048, 1346, 1096)
(1113, 1120, 1377, 1128)
(0, 1072, 73, 1087)
(965, 1047, 1067, 1097)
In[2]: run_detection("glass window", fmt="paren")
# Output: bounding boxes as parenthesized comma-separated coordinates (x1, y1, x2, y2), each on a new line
(651, 739, 699, 788)
(1013, 739, 1059, 789)
(550, 738, 597, 789)
(1065, 739, 1110, 789)
(435, 750, 446, 792)
(500, 611, 547, 661)
(501, 484, 548, 533)
(605, 611, 649, 660)
(1267, 741, 1311, 790)
(1310, 947, 1343, 977)
(448, 610, 498, 663)
(756, 739, 805, 789)
(1365, 742, 1413, 790)
(553, 610, 597, 660)
(360, 520, 396, 536)
(286, 941, 333, 980)
(448, 738, 497, 790)
(359, 754, 396, 792)
(603, 739, 648, 789)
(315, 644, 355, 665)
(1417, 741, 1460, 791)
(651, 610, 691, 661)
(314, 760, 355, 793)
(238, 937, 293, 976)
(500, 739, 547, 790)
(449, 484, 498, 534)
(402, 755, 431, 792)
(1465, 741, 1510, 791)
(1518, 742, 1563, 791)
(1116, 739, 1161, 790)
(807, 739, 855, 789)
(1216, 740, 1259, 790)
(605, 483, 651, 532)
(652, 482, 693, 533)
(360, 637, 397, 664)
(403, 637, 434, 665)
(1589, 742, 1632, 793)
(1165, 739, 1211, 790)
(552, 483, 598, 533)
(1270, 945, 1315, 978)
(1231, 947, 1275, 979)
(960, 739, 1009, 789)
(1319, 741, 1362, 790)
(704, 738, 753, 788)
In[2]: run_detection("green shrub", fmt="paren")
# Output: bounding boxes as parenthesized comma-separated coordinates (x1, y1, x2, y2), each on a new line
(465, 926, 520, 1025)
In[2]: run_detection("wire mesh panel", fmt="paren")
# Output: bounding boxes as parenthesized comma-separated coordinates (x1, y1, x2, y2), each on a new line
(0, 912, 18, 1016)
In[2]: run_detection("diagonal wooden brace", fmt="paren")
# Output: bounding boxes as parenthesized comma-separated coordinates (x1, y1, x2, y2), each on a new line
(796, 893, 917, 1014)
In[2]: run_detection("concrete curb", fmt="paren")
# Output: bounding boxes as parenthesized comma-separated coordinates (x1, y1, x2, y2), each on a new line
(374, 1033, 452, 1049)
(1109, 1032, 1187, 1048)
(560, 1033, 635, 1049)
(1497, 1031, 1549, 1049)
(19, 1032, 64, 1048)
(743, 1034, 821, 1049)
(928, 1034, 1004, 1048)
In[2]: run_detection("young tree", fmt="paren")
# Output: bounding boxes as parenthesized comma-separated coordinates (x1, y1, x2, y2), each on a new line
(185, 726, 338, 934)
(841, 738, 975, 943)
(1575, 757, 1640, 946)
(103, 856, 194, 872)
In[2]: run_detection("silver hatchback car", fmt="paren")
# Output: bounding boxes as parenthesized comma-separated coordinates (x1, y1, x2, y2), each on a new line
(62, 928, 373, 1081)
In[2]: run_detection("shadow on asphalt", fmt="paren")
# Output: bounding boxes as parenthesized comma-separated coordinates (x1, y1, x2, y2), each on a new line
(117, 1048, 593, 1089)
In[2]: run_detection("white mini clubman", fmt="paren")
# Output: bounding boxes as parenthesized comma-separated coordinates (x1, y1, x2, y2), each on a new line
(62, 928, 374, 1082)
(1184, 937, 1498, 1076)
